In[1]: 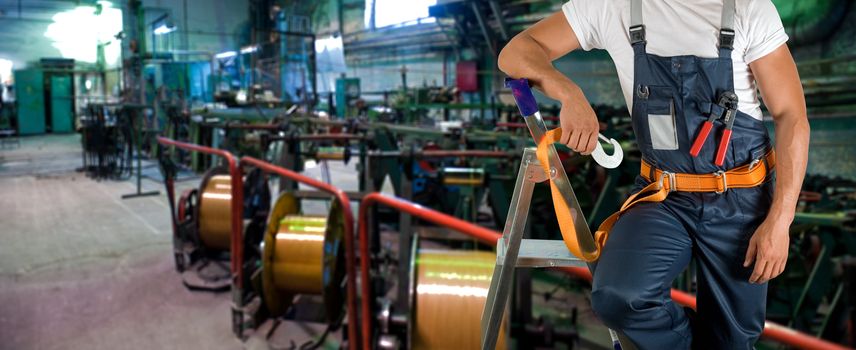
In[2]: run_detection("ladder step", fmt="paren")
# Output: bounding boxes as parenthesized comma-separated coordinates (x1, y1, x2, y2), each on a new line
(497, 238, 587, 268)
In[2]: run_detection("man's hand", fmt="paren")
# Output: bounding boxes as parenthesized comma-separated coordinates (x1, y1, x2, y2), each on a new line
(743, 217, 790, 283)
(496, 11, 601, 154)
(559, 89, 600, 155)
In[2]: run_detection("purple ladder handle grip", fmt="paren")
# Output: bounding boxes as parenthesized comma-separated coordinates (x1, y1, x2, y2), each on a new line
(505, 78, 539, 116)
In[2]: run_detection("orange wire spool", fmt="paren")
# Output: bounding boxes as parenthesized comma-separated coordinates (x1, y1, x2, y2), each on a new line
(261, 193, 346, 323)
(411, 249, 507, 350)
(197, 168, 232, 251)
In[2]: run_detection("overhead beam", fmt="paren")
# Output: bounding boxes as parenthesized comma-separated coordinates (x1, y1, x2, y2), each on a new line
(488, 0, 509, 40)
(470, 1, 496, 54)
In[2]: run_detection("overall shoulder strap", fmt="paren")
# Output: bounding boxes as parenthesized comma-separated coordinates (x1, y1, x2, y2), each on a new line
(629, 0, 645, 45)
(719, 0, 736, 53)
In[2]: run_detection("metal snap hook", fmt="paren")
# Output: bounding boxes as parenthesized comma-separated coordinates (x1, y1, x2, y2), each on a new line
(591, 134, 624, 169)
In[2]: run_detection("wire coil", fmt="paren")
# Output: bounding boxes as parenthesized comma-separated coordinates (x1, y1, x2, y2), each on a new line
(262, 193, 346, 323)
(198, 170, 232, 250)
(412, 249, 507, 350)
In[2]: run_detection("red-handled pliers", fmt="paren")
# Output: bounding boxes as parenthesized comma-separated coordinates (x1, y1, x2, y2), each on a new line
(689, 91, 738, 166)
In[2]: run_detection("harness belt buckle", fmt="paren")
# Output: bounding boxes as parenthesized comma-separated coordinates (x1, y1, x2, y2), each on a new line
(719, 28, 735, 50)
(629, 25, 646, 44)
(657, 171, 677, 193)
(713, 170, 728, 194)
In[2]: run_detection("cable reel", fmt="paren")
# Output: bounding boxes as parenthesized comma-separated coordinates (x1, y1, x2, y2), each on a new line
(260, 193, 348, 326)
(377, 235, 508, 350)
(174, 188, 199, 272)
(197, 166, 233, 251)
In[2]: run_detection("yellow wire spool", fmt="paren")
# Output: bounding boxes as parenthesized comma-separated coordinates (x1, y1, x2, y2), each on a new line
(441, 167, 486, 187)
(198, 169, 232, 251)
(261, 193, 346, 323)
(412, 249, 507, 350)
(272, 215, 327, 293)
(316, 146, 346, 160)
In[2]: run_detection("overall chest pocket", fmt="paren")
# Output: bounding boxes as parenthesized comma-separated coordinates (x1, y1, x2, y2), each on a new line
(640, 86, 678, 151)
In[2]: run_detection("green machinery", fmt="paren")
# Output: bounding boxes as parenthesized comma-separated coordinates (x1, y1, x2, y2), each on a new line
(764, 175, 856, 345)
(335, 78, 360, 119)
(13, 64, 75, 135)
(49, 75, 74, 133)
(14, 69, 45, 135)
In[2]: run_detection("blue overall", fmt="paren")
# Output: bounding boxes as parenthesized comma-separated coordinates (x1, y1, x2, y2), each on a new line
(590, 0, 775, 349)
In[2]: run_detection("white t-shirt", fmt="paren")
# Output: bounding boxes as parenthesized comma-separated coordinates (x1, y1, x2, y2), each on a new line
(562, 0, 789, 120)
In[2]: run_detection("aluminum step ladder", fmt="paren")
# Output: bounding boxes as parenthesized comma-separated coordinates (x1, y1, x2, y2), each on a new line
(481, 78, 628, 350)
(479, 147, 591, 349)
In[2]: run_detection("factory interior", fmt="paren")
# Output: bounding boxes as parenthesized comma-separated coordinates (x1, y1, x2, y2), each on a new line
(0, 0, 854, 349)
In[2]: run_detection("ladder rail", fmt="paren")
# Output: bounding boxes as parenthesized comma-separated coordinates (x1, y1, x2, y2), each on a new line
(480, 149, 539, 350)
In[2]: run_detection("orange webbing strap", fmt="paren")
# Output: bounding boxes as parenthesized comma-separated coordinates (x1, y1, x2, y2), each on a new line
(595, 150, 776, 240)
(640, 151, 775, 192)
(536, 128, 607, 262)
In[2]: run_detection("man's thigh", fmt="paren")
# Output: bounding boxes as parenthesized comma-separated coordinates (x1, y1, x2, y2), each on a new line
(592, 202, 693, 298)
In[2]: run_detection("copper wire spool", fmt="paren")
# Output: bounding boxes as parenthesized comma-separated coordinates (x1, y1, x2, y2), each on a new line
(411, 249, 507, 350)
(441, 167, 486, 187)
(316, 146, 346, 160)
(261, 193, 346, 322)
(197, 168, 232, 250)
(271, 215, 327, 293)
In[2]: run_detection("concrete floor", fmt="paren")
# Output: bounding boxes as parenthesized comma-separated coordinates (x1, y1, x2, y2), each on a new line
(0, 135, 242, 349)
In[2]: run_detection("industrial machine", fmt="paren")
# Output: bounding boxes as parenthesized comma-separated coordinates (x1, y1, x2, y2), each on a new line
(13, 59, 77, 136)
(79, 103, 133, 179)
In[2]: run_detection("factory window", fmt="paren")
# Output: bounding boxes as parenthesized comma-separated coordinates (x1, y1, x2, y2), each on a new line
(365, 0, 437, 29)
(0, 59, 12, 85)
(43, 1, 123, 65)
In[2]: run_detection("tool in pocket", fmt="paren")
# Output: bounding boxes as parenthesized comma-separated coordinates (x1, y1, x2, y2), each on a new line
(689, 91, 738, 166)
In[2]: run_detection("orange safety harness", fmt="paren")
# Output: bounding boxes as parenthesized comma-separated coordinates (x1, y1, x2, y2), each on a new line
(537, 127, 775, 262)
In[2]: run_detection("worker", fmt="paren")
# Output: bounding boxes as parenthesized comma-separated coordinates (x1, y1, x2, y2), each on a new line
(498, 0, 808, 348)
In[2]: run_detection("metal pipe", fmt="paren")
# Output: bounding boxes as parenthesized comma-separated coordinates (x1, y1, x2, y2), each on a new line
(211, 123, 283, 131)
(496, 122, 526, 128)
(343, 20, 442, 38)
(239, 156, 359, 350)
(344, 27, 451, 47)
(367, 150, 518, 159)
(357, 192, 850, 350)
(488, 0, 509, 40)
(470, 1, 496, 54)
(296, 133, 366, 141)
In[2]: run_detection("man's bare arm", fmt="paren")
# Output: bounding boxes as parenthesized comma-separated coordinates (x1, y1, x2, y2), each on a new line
(498, 11, 599, 155)
(743, 44, 809, 283)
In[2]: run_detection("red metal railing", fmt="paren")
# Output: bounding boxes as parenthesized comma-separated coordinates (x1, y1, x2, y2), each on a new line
(239, 156, 360, 350)
(357, 192, 850, 350)
(157, 137, 245, 286)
